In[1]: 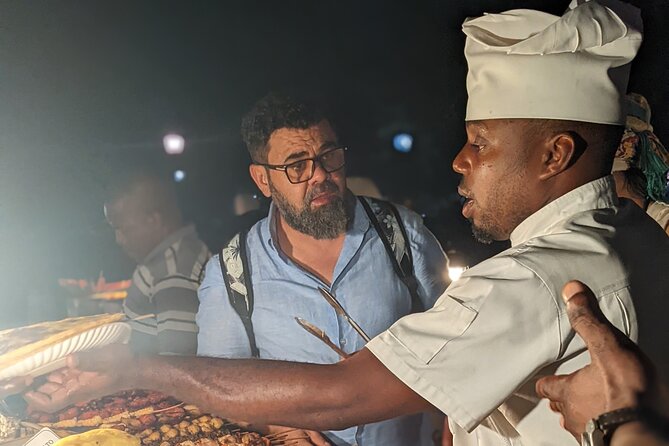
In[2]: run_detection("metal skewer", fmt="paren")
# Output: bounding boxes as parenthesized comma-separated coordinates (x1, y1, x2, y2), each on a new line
(294, 317, 349, 359)
(317, 287, 371, 342)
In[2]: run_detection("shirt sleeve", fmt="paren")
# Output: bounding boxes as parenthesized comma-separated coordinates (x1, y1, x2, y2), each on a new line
(366, 254, 562, 432)
(196, 255, 254, 358)
(153, 276, 200, 355)
(396, 206, 450, 310)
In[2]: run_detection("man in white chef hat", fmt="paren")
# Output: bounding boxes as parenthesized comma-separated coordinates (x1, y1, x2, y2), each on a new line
(20, 1, 669, 445)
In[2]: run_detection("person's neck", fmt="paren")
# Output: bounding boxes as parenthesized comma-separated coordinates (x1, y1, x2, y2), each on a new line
(140, 222, 186, 263)
(274, 214, 346, 285)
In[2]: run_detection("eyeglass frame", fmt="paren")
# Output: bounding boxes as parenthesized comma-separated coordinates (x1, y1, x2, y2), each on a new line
(252, 146, 348, 184)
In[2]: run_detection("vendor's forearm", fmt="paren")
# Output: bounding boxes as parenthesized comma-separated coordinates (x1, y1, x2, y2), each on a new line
(130, 348, 430, 430)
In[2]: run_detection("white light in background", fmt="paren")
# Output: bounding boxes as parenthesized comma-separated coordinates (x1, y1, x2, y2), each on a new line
(163, 133, 185, 155)
(393, 133, 413, 153)
(173, 170, 186, 182)
(448, 266, 466, 282)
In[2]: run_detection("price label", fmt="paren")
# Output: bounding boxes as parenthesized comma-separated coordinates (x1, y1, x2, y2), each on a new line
(23, 427, 59, 446)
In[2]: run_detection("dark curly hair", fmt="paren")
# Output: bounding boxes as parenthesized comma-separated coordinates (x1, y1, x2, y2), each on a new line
(241, 92, 326, 163)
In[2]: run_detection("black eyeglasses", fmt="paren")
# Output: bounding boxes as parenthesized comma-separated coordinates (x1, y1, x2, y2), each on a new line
(254, 146, 348, 184)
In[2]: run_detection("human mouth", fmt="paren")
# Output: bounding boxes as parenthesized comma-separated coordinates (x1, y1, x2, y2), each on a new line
(458, 187, 475, 219)
(308, 182, 340, 207)
(311, 192, 337, 207)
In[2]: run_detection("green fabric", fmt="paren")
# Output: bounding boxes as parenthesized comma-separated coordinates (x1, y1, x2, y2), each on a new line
(638, 132, 669, 201)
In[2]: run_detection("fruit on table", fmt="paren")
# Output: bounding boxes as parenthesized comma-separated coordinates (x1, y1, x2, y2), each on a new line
(54, 428, 140, 446)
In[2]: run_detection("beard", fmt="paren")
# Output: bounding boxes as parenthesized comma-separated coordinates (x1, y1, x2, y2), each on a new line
(469, 218, 495, 244)
(469, 218, 495, 245)
(269, 179, 352, 239)
(462, 179, 531, 245)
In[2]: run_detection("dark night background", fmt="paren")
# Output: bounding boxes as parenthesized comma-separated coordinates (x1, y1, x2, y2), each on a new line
(1, 0, 667, 328)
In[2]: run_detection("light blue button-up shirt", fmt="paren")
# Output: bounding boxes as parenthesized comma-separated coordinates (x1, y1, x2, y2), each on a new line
(197, 197, 449, 446)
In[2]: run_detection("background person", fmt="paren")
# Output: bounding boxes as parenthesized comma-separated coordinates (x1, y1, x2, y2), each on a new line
(612, 93, 669, 234)
(104, 171, 211, 355)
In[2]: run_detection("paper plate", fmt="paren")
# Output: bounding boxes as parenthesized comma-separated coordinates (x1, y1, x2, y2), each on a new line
(0, 323, 131, 380)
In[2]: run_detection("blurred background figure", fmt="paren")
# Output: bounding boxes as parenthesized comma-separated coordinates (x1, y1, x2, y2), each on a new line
(104, 171, 211, 355)
(229, 191, 269, 239)
(612, 93, 669, 234)
(233, 191, 261, 216)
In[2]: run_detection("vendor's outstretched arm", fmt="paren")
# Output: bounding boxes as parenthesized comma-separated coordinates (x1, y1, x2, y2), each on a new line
(25, 347, 432, 431)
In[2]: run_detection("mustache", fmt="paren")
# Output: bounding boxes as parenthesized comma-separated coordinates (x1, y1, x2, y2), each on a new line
(306, 180, 340, 202)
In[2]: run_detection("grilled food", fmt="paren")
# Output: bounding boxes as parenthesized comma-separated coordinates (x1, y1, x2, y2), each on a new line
(29, 390, 269, 446)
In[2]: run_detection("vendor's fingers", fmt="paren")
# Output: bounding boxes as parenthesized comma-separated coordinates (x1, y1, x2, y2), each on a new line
(50, 387, 72, 404)
(48, 367, 80, 384)
(24, 390, 55, 412)
(305, 430, 331, 446)
(46, 370, 66, 384)
(536, 373, 570, 402)
(63, 367, 82, 379)
(36, 381, 62, 395)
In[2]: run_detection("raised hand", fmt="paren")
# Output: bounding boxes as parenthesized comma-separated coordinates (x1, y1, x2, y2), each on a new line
(535, 280, 654, 437)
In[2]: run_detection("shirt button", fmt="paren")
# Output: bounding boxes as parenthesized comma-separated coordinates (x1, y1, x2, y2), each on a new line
(340, 338, 347, 345)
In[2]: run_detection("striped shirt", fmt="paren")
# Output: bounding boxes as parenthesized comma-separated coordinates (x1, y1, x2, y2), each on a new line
(124, 224, 211, 355)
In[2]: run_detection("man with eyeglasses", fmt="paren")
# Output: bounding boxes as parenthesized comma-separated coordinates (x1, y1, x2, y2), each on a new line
(194, 92, 450, 445)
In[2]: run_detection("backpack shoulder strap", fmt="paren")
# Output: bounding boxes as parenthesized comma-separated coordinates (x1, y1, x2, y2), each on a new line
(358, 196, 423, 313)
(218, 229, 259, 358)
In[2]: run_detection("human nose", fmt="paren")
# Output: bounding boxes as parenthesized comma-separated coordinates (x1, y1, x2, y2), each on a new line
(308, 159, 329, 184)
(452, 144, 470, 175)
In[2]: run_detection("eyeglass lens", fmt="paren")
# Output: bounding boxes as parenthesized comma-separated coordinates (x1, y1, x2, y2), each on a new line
(286, 147, 345, 183)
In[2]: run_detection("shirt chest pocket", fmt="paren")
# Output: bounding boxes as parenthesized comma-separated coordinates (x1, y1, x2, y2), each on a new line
(388, 294, 478, 364)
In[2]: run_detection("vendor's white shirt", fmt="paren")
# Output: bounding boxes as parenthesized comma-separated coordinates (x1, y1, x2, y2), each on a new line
(367, 176, 669, 446)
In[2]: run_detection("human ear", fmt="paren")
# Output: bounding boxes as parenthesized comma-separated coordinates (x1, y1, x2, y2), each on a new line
(249, 164, 271, 197)
(538, 132, 580, 180)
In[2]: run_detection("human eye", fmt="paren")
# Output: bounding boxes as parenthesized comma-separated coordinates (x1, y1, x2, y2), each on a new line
(320, 149, 337, 162)
(287, 159, 308, 175)
(470, 137, 486, 151)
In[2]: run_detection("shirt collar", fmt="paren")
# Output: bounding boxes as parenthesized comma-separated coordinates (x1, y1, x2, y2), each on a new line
(261, 194, 370, 252)
(510, 176, 619, 247)
(141, 224, 197, 265)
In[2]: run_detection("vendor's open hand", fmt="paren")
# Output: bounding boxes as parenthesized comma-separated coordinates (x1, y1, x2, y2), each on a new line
(24, 343, 134, 413)
(23, 367, 115, 413)
(535, 280, 654, 438)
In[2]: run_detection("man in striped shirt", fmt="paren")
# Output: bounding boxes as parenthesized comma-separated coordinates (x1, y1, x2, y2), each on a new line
(104, 172, 211, 355)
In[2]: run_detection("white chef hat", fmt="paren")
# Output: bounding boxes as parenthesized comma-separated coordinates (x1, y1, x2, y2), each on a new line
(463, 0, 643, 125)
